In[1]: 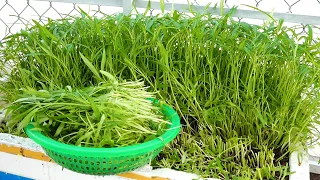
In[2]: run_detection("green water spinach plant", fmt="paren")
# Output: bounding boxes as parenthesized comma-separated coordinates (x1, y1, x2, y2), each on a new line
(5, 73, 170, 147)
(1, 8, 320, 179)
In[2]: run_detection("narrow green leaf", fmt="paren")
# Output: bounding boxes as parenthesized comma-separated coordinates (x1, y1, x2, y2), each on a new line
(100, 70, 117, 83)
(220, 0, 224, 16)
(94, 114, 105, 143)
(76, 131, 93, 146)
(79, 52, 101, 79)
(87, 96, 100, 120)
(18, 108, 38, 131)
(32, 20, 59, 42)
(241, 4, 275, 22)
(54, 122, 65, 137)
(100, 48, 106, 71)
(308, 25, 313, 44)
(144, 0, 151, 16)
(160, 0, 165, 13)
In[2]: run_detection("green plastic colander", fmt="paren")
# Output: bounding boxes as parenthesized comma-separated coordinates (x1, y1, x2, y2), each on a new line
(24, 99, 180, 175)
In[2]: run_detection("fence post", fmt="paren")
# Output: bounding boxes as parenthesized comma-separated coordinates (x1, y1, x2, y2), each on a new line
(122, 0, 133, 14)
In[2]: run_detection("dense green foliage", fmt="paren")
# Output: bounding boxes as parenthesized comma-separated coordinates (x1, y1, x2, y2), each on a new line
(6, 78, 168, 147)
(1, 9, 320, 179)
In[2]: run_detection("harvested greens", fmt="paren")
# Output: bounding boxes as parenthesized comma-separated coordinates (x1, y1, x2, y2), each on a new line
(5, 79, 170, 147)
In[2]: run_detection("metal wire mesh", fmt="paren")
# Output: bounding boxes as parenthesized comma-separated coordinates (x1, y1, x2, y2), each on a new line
(163, 0, 320, 15)
(0, 0, 122, 40)
(1, 0, 320, 40)
(147, 0, 320, 40)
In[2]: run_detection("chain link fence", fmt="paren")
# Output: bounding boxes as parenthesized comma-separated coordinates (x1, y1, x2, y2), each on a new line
(0, 0, 123, 40)
(1, 0, 320, 41)
(151, 0, 320, 15)
(145, 0, 320, 41)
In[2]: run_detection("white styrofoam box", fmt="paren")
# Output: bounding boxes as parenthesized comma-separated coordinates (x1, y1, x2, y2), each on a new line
(0, 133, 218, 180)
(289, 147, 310, 180)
